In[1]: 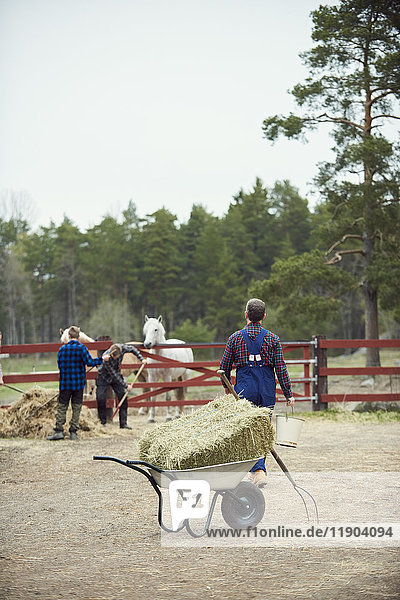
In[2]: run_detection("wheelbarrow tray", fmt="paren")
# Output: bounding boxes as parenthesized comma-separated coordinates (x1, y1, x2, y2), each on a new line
(93, 455, 262, 491)
(147, 457, 264, 490)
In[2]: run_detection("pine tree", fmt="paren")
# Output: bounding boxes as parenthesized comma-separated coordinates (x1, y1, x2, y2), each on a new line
(262, 0, 400, 365)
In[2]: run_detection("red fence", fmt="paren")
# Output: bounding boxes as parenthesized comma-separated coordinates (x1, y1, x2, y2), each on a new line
(105, 341, 316, 410)
(2, 337, 399, 411)
(312, 336, 400, 410)
(1, 340, 315, 409)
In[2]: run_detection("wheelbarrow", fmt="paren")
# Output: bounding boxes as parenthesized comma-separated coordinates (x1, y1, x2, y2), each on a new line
(93, 452, 318, 538)
(94, 455, 267, 536)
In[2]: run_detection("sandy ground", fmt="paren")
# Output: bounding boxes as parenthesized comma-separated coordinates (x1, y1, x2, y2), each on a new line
(1, 413, 400, 600)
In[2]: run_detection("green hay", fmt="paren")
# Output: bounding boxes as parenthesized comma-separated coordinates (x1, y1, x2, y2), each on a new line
(138, 394, 275, 470)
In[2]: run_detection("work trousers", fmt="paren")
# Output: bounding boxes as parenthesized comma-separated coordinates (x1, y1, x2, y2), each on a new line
(55, 389, 84, 433)
(96, 377, 128, 427)
(235, 366, 275, 474)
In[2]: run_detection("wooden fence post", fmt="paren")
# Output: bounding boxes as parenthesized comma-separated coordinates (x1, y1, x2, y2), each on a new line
(312, 334, 328, 411)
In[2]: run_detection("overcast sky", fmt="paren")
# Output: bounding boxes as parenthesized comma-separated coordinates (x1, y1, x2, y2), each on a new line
(0, 0, 338, 231)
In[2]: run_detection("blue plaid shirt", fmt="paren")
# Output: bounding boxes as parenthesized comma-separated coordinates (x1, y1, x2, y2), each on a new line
(57, 340, 103, 391)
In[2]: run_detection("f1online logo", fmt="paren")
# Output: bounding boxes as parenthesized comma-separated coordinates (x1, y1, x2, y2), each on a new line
(168, 480, 211, 531)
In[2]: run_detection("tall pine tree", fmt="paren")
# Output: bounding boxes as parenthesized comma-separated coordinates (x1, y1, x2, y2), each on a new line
(262, 0, 400, 365)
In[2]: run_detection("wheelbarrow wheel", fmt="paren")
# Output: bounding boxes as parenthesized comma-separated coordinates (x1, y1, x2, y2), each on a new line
(221, 482, 265, 529)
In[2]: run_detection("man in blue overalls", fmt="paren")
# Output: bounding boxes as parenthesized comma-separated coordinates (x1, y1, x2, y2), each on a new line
(220, 298, 294, 487)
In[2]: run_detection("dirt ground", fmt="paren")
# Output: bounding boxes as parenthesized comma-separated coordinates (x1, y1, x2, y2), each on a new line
(1, 412, 400, 600)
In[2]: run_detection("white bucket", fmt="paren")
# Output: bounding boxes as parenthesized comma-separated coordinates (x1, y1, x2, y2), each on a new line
(275, 414, 304, 448)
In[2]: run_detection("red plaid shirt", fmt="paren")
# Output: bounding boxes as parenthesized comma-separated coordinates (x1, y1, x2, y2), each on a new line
(219, 323, 293, 398)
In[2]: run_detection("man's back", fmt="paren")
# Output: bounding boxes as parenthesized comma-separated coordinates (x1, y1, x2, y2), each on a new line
(57, 339, 88, 390)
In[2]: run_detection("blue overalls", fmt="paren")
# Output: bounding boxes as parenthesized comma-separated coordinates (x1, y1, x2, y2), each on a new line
(234, 327, 276, 473)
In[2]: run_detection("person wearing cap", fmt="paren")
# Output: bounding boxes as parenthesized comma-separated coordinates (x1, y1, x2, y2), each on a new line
(219, 298, 294, 487)
(96, 342, 146, 429)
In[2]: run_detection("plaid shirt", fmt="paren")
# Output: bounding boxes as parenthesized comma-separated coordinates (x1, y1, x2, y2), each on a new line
(97, 344, 144, 388)
(57, 340, 103, 391)
(220, 323, 293, 399)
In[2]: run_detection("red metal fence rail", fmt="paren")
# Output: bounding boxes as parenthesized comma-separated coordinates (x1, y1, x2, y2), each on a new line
(312, 336, 400, 410)
(4, 338, 398, 411)
(1, 342, 111, 385)
(106, 341, 316, 410)
(0, 340, 315, 410)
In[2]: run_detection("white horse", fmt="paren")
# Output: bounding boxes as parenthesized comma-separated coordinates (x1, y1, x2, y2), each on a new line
(142, 315, 193, 423)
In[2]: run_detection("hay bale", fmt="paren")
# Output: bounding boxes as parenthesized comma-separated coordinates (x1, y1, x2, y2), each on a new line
(138, 394, 275, 470)
(0, 386, 107, 439)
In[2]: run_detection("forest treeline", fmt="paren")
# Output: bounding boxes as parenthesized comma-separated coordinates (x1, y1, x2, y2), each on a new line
(0, 180, 314, 343)
(0, 177, 396, 346)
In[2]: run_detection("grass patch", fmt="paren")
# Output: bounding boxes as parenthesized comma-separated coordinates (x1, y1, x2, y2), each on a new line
(297, 408, 400, 423)
(0, 355, 59, 404)
(2, 354, 57, 373)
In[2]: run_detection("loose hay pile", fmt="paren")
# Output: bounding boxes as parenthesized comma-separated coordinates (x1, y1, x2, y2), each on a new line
(0, 387, 105, 439)
(138, 394, 275, 470)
